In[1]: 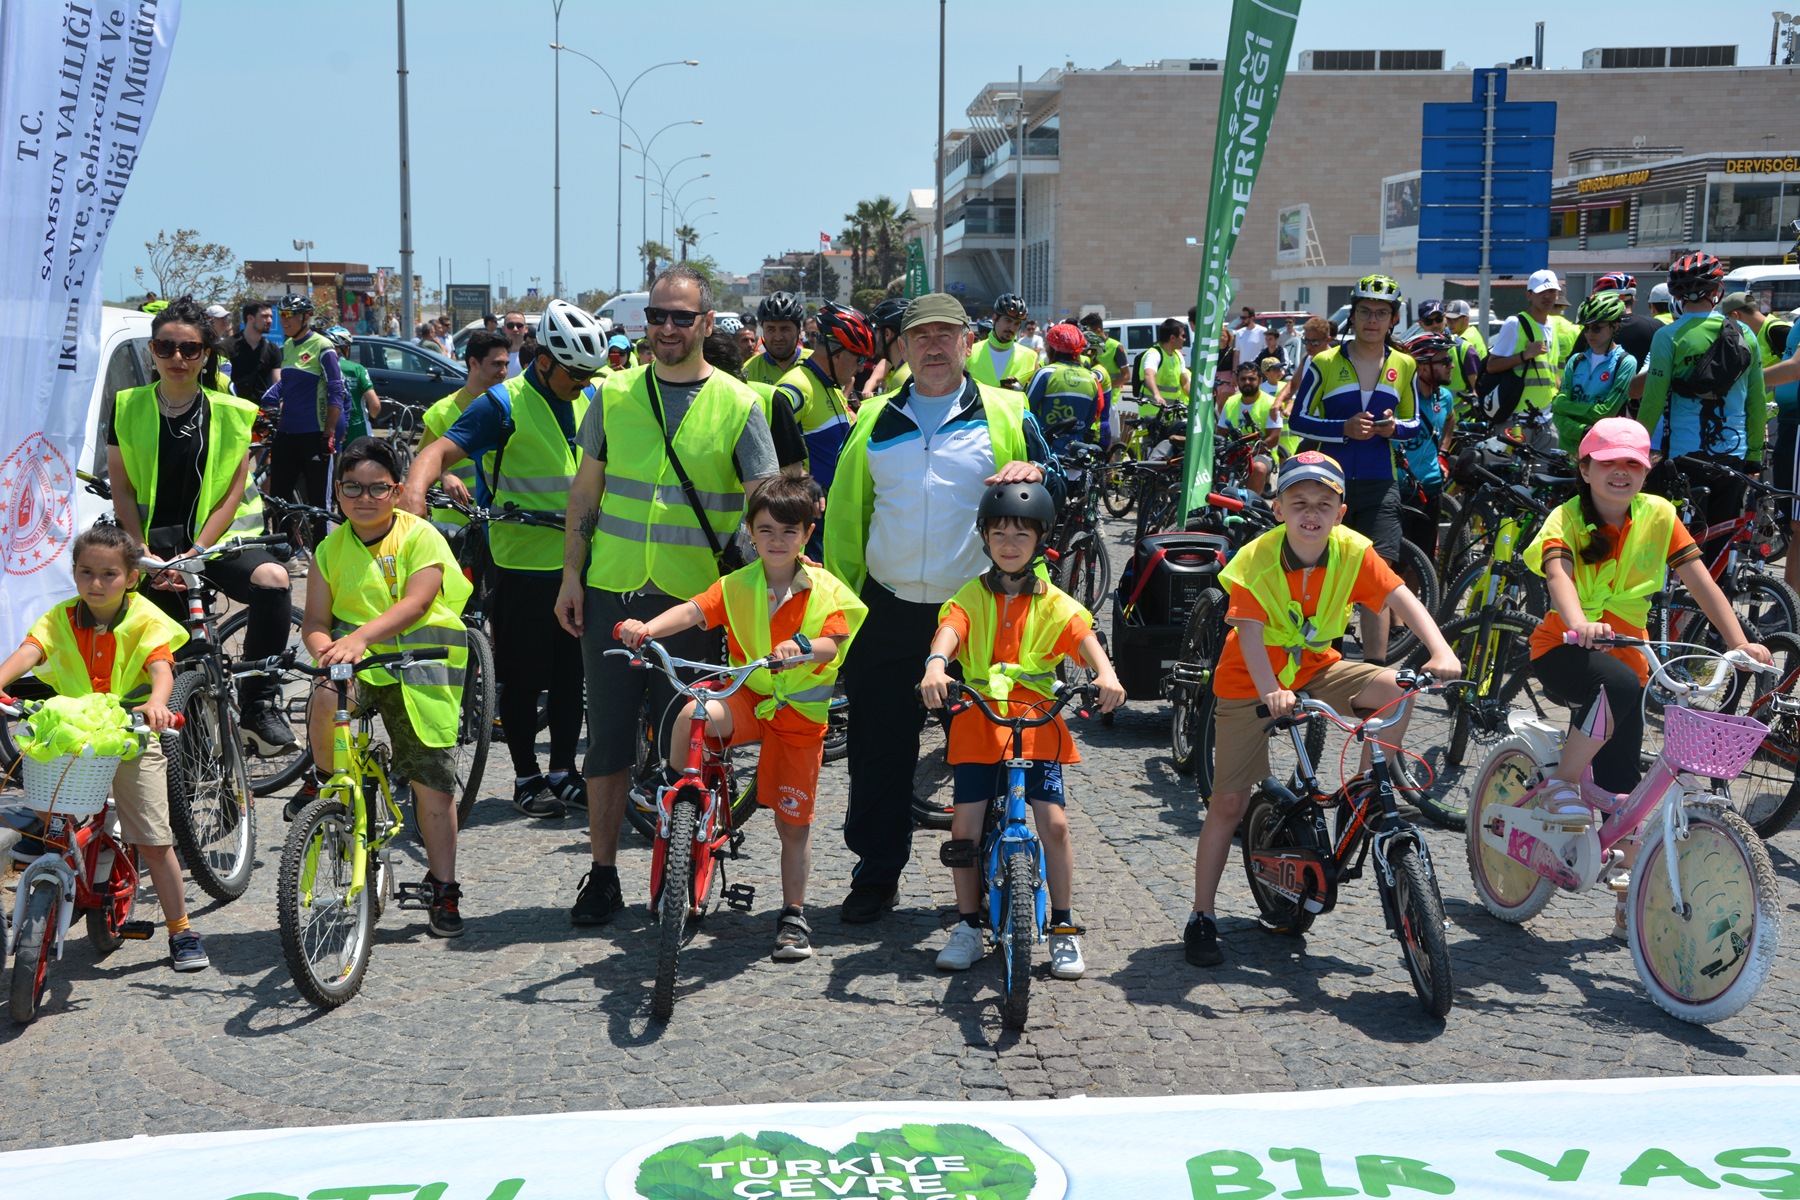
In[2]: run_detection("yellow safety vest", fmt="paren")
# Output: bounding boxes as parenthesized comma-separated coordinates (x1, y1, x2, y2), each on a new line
(1097, 337, 1125, 387)
(1147, 345, 1188, 401)
(420, 389, 490, 529)
(1220, 525, 1369, 687)
(775, 359, 853, 437)
(1523, 492, 1674, 629)
(720, 559, 867, 723)
(878, 360, 913, 397)
(28, 595, 188, 698)
(967, 336, 1039, 388)
(944, 575, 1089, 703)
(743, 348, 809, 388)
(114, 385, 263, 542)
(315, 509, 471, 747)
(588, 368, 756, 597)
(488, 374, 589, 571)
(1514, 314, 1560, 412)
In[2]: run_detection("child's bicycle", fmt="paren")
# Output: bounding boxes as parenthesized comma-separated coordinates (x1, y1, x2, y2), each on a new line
(1, 700, 175, 1023)
(1239, 671, 1469, 1017)
(262, 646, 453, 1009)
(1466, 635, 1783, 1024)
(936, 679, 1097, 1032)
(607, 628, 809, 1020)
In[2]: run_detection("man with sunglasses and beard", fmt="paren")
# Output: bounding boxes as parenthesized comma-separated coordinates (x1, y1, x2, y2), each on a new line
(555, 264, 780, 927)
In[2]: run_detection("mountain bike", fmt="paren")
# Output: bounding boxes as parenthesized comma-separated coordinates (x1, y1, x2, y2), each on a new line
(608, 629, 805, 1020)
(1713, 631, 1800, 836)
(1240, 670, 1468, 1017)
(270, 646, 454, 1009)
(1049, 437, 1112, 614)
(1466, 636, 1782, 1024)
(380, 400, 425, 478)
(1101, 403, 1188, 519)
(939, 679, 1096, 1032)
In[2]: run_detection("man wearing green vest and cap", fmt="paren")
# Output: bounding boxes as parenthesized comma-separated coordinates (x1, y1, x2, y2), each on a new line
(826, 292, 1064, 924)
(1485, 269, 1564, 451)
(556, 264, 781, 928)
(966, 292, 1039, 389)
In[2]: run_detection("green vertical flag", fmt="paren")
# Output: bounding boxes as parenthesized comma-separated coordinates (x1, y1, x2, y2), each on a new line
(1181, 0, 1303, 521)
(906, 237, 930, 298)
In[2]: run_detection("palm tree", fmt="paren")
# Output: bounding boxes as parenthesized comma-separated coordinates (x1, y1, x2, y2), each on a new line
(863, 195, 907, 290)
(638, 240, 672, 287)
(674, 225, 700, 262)
(838, 223, 868, 290)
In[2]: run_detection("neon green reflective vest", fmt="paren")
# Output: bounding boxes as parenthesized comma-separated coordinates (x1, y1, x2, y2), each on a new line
(720, 560, 867, 723)
(1146, 344, 1188, 401)
(316, 509, 471, 747)
(588, 369, 756, 597)
(27, 595, 188, 698)
(421, 389, 491, 529)
(488, 374, 589, 571)
(945, 575, 1089, 702)
(1096, 337, 1125, 387)
(745, 379, 779, 424)
(1514, 313, 1560, 412)
(743, 348, 808, 388)
(967, 335, 1039, 388)
(1219, 525, 1370, 688)
(775, 360, 852, 436)
(1549, 314, 1582, 365)
(113, 385, 263, 543)
(1523, 492, 1675, 629)
(876, 360, 912, 397)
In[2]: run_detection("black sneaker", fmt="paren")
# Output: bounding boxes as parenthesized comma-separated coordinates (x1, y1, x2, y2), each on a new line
(242, 704, 299, 756)
(283, 774, 322, 822)
(840, 886, 898, 925)
(512, 777, 567, 820)
(773, 907, 814, 961)
(570, 865, 624, 927)
(546, 773, 587, 811)
(169, 929, 211, 972)
(1184, 913, 1224, 967)
(427, 878, 465, 938)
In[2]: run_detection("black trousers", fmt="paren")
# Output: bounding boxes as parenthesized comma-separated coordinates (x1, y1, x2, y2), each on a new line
(267, 431, 332, 544)
(142, 545, 290, 708)
(841, 578, 942, 894)
(491, 568, 585, 778)
(1533, 643, 1646, 795)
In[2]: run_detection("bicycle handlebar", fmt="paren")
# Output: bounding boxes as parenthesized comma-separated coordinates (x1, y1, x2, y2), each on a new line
(1563, 632, 1776, 698)
(237, 646, 451, 683)
(140, 534, 292, 575)
(1206, 491, 1244, 512)
(0, 696, 182, 730)
(938, 679, 1095, 726)
(423, 489, 567, 529)
(1672, 455, 1800, 502)
(607, 628, 808, 704)
(1255, 671, 1470, 733)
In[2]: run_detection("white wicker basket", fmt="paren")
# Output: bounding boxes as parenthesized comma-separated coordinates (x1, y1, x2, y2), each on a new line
(20, 753, 122, 817)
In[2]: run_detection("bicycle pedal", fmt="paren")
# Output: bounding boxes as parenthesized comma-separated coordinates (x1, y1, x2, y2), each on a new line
(120, 921, 157, 940)
(1046, 923, 1085, 936)
(393, 881, 432, 911)
(723, 883, 756, 913)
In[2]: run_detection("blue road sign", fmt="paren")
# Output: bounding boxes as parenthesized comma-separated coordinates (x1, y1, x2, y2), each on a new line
(1419, 170, 1552, 208)
(1420, 136, 1556, 173)
(1419, 205, 1548, 242)
(1417, 240, 1550, 276)
(1421, 101, 1556, 139)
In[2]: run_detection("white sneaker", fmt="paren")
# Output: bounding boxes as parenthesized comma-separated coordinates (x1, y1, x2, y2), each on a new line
(936, 922, 986, 971)
(1048, 931, 1086, 979)
(1536, 783, 1591, 822)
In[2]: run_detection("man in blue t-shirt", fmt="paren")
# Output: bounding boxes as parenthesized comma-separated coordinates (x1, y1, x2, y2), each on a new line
(1765, 319, 1800, 590)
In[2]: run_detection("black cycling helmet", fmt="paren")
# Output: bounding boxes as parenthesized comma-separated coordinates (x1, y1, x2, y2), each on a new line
(976, 480, 1057, 580)
(757, 291, 804, 325)
(276, 294, 313, 315)
(1667, 252, 1725, 303)
(993, 292, 1029, 319)
(871, 297, 909, 333)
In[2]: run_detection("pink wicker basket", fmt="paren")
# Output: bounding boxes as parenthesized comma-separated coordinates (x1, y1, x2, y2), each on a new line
(1661, 705, 1770, 780)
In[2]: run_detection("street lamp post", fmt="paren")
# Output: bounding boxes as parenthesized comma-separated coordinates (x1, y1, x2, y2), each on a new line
(666, 177, 711, 247)
(396, 0, 415, 343)
(613, 124, 704, 285)
(292, 238, 315, 294)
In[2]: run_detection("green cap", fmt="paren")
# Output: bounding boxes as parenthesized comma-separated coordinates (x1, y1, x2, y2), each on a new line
(1719, 290, 1756, 314)
(901, 293, 969, 333)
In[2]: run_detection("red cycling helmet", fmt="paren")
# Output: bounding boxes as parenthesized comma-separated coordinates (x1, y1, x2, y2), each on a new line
(1044, 322, 1087, 356)
(1667, 253, 1725, 302)
(1403, 332, 1451, 361)
(1594, 271, 1637, 294)
(815, 302, 877, 360)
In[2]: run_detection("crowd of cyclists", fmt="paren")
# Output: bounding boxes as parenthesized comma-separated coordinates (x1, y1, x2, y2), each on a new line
(4, 247, 1797, 1012)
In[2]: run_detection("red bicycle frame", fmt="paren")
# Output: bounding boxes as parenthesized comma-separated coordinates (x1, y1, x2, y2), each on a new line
(647, 683, 735, 912)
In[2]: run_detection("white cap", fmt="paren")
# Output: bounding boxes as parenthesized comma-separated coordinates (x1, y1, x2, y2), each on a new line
(203, 303, 229, 319)
(1527, 269, 1560, 293)
(1444, 299, 1472, 317)
(1650, 282, 1673, 304)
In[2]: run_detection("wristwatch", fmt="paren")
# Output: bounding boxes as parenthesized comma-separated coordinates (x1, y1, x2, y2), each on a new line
(793, 633, 812, 658)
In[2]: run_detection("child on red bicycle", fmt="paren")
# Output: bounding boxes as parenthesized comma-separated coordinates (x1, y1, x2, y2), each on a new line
(1187, 451, 1460, 968)
(618, 476, 866, 962)
(919, 482, 1126, 981)
(0, 526, 203, 972)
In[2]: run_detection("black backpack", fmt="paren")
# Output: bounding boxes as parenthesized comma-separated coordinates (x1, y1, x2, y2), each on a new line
(1671, 313, 1755, 402)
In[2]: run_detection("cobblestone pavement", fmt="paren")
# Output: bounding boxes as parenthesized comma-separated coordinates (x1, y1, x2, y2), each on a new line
(5, 520, 1799, 1151)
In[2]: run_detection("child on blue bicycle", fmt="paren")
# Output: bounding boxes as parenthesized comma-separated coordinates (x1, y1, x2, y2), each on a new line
(0, 526, 204, 972)
(919, 482, 1125, 981)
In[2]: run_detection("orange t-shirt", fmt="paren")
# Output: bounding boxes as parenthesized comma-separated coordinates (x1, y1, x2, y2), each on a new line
(691, 562, 851, 735)
(1528, 515, 1700, 684)
(940, 589, 1092, 764)
(1213, 541, 1404, 700)
(24, 605, 175, 696)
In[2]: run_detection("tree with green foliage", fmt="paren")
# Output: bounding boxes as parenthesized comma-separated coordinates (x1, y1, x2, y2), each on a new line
(674, 225, 700, 262)
(638, 240, 673, 287)
(802, 253, 839, 303)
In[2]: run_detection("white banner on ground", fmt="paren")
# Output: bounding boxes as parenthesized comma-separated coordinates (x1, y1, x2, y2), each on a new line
(6, 1076, 1800, 1198)
(0, 0, 182, 647)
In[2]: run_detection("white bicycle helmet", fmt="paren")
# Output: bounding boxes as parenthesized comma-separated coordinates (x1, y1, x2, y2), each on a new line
(537, 299, 607, 374)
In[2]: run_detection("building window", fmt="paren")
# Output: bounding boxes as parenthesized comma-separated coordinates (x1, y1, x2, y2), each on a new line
(1638, 187, 1688, 243)
(1550, 209, 1580, 250)
(1705, 180, 1791, 243)
(1023, 240, 1051, 310)
(1296, 286, 1311, 305)
(1589, 201, 1630, 250)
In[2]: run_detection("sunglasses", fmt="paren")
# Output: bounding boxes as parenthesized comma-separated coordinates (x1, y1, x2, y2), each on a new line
(338, 480, 397, 499)
(1303, 336, 1330, 347)
(645, 306, 703, 328)
(559, 364, 597, 383)
(505, 321, 527, 330)
(1419, 315, 1445, 324)
(151, 338, 205, 361)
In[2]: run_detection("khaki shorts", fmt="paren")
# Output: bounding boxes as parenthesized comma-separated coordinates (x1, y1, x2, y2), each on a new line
(111, 736, 172, 847)
(1210, 659, 1389, 797)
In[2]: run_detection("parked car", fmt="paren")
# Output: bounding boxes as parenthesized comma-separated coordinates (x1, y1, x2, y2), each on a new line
(344, 336, 468, 415)
(596, 291, 651, 339)
(71, 306, 156, 535)
(452, 312, 540, 357)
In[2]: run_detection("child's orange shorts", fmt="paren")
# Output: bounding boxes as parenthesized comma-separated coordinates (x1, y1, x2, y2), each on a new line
(715, 687, 827, 826)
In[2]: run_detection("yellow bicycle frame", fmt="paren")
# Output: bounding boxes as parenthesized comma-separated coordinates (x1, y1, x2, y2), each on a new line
(298, 692, 404, 909)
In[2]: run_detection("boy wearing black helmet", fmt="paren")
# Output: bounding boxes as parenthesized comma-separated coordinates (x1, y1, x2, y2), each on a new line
(919, 481, 1124, 980)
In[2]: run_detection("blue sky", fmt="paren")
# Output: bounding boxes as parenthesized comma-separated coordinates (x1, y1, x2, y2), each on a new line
(105, 0, 1780, 301)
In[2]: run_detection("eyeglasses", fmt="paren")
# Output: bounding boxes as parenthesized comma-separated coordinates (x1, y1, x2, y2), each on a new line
(645, 307, 703, 328)
(150, 338, 205, 361)
(338, 480, 397, 499)
(1303, 336, 1330, 347)
(504, 321, 527, 330)
(1419, 315, 1445, 325)
(1353, 307, 1392, 322)
(559, 365, 597, 383)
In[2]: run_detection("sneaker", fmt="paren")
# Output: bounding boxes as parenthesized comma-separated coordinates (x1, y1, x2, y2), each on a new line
(283, 774, 322, 822)
(546, 773, 587, 811)
(512, 777, 567, 820)
(169, 929, 211, 972)
(841, 885, 898, 924)
(1536, 783, 1591, 821)
(772, 907, 814, 961)
(1048, 929, 1087, 980)
(242, 704, 299, 756)
(936, 922, 987, 971)
(1611, 899, 1629, 943)
(427, 878, 465, 938)
(570, 865, 624, 927)
(1184, 913, 1224, 967)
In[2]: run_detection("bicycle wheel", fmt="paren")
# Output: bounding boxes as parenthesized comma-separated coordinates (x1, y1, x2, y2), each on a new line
(1170, 587, 1225, 780)
(453, 626, 496, 828)
(1464, 736, 1557, 922)
(85, 861, 139, 955)
(1388, 844, 1454, 1017)
(1437, 494, 1499, 581)
(1000, 849, 1037, 1031)
(217, 604, 313, 797)
(625, 695, 663, 842)
(1677, 572, 1800, 666)
(822, 686, 849, 764)
(1629, 800, 1782, 1024)
(652, 794, 699, 1021)
(1134, 478, 1177, 543)
(1413, 612, 1538, 772)
(1101, 444, 1136, 517)
(1437, 556, 1548, 626)
(166, 669, 257, 902)
(1382, 539, 1439, 665)
(1727, 632, 1800, 836)
(277, 797, 375, 1010)
(1058, 530, 1110, 614)
(727, 742, 761, 829)
(1239, 788, 1319, 936)
(9, 879, 57, 1023)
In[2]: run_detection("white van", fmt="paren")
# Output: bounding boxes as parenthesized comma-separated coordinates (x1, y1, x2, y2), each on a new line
(596, 291, 651, 339)
(75, 306, 157, 535)
(1721, 265, 1800, 318)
